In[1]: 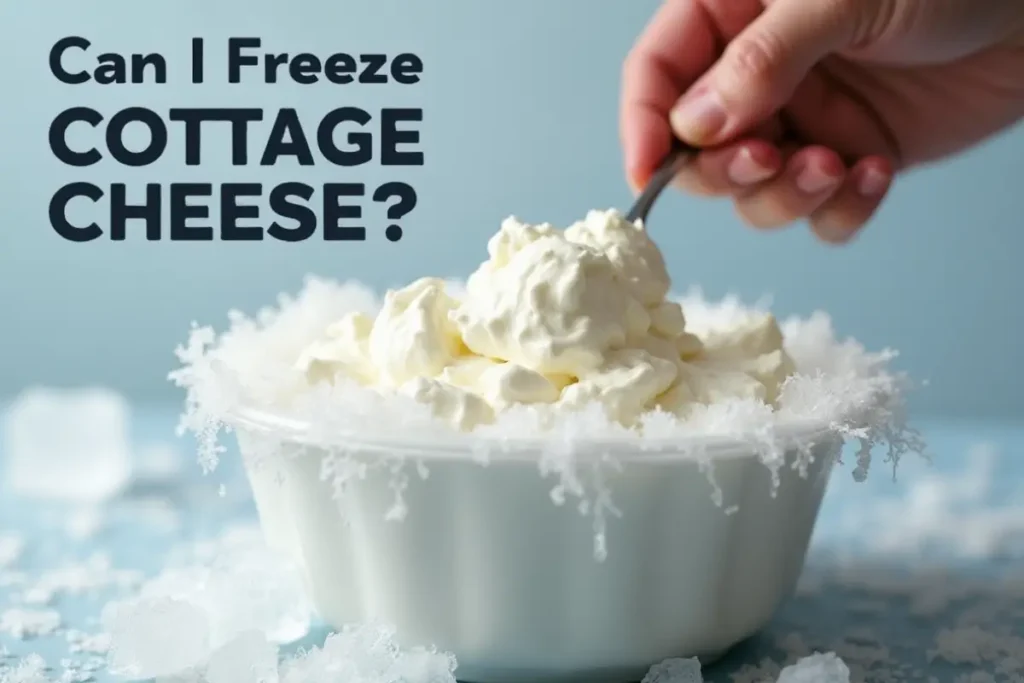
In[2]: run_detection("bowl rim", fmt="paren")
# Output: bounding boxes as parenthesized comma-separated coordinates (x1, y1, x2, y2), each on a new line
(226, 403, 840, 463)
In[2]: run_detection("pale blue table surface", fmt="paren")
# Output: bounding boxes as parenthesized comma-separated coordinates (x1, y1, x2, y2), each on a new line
(1, 408, 1022, 683)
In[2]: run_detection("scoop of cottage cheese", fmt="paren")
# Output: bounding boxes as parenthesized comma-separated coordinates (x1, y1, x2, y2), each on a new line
(297, 209, 793, 429)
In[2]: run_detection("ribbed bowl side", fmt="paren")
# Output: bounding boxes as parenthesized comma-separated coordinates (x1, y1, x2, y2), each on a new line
(238, 431, 838, 683)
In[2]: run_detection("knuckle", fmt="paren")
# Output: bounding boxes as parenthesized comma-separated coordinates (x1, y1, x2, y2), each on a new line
(810, 219, 857, 244)
(822, 0, 856, 21)
(813, 0, 860, 40)
(736, 188, 809, 229)
(621, 46, 653, 85)
(735, 200, 786, 230)
(622, 45, 665, 84)
(722, 31, 785, 85)
(621, 48, 643, 81)
(849, 0, 903, 48)
(672, 170, 719, 197)
(810, 208, 865, 234)
(735, 210, 763, 229)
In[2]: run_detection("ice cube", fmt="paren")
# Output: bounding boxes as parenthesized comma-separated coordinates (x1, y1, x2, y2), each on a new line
(200, 529, 312, 646)
(106, 598, 211, 679)
(776, 652, 850, 683)
(134, 528, 311, 649)
(3, 387, 132, 501)
(640, 657, 702, 683)
(204, 631, 279, 683)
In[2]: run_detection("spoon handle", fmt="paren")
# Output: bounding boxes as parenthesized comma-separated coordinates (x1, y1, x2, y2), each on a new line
(625, 139, 701, 224)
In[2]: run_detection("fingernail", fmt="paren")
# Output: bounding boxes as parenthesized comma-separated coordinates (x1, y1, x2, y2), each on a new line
(857, 167, 890, 197)
(728, 148, 775, 186)
(670, 87, 726, 144)
(796, 165, 841, 194)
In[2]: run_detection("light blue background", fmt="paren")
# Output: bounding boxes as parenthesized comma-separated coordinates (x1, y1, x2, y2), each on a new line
(0, 0, 1022, 417)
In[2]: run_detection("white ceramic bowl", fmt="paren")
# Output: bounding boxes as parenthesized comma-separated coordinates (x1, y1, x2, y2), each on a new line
(231, 408, 839, 683)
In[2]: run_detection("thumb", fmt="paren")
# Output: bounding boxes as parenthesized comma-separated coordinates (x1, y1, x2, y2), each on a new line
(670, 0, 859, 146)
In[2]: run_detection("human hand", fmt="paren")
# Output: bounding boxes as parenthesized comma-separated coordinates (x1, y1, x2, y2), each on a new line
(620, 0, 1024, 243)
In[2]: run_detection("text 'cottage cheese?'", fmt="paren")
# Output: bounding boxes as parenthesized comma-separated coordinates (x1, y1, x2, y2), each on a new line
(296, 210, 795, 431)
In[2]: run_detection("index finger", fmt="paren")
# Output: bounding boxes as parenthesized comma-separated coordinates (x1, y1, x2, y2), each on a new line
(620, 0, 718, 189)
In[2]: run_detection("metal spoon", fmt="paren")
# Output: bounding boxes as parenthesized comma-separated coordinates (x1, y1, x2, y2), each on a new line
(625, 139, 701, 224)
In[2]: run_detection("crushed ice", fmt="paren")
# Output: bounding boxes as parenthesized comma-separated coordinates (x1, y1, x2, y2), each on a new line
(0, 519, 458, 683)
(170, 279, 924, 538)
(114, 525, 314, 648)
(640, 656, 703, 683)
(5, 384, 1019, 683)
(775, 652, 850, 683)
(3, 510, 1024, 681)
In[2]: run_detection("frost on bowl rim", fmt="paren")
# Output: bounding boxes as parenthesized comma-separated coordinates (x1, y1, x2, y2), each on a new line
(230, 406, 844, 683)
(227, 402, 839, 462)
